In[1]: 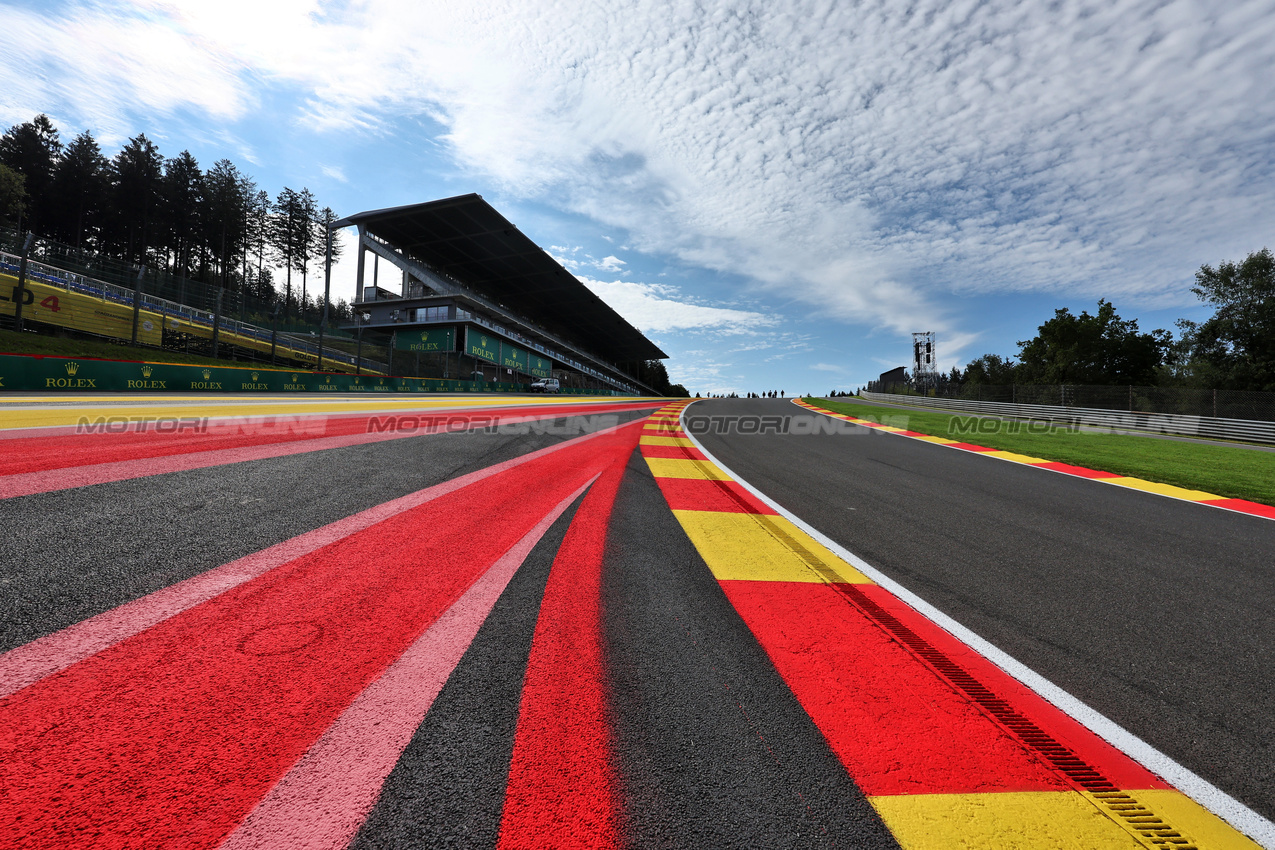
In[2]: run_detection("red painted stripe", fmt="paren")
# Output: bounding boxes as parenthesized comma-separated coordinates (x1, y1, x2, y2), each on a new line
(0, 402, 659, 499)
(654, 476, 777, 514)
(219, 480, 592, 850)
(496, 435, 636, 850)
(0, 423, 629, 700)
(717, 579, 1166, 796)
(1200, 498, 1275, 520)
(0, 425, 642, 848)
(947, 442, 997, 452)
(0, 401, 657, 475)
(1032, 461, 1118, 479)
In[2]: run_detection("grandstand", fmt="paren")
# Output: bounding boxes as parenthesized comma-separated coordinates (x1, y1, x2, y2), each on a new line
(335, 195, 667, 394)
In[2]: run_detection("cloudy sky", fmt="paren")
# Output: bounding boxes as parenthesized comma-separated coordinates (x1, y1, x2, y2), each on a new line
(3, 0, 1273, 394)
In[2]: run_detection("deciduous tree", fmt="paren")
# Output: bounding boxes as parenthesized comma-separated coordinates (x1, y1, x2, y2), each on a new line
(1179, 248, 1275, 391)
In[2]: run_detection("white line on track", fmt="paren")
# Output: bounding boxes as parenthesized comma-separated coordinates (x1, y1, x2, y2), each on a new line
(0, 421, 630, 699)
(680, 401, 1275, 850)
(217, 477, 595, 850)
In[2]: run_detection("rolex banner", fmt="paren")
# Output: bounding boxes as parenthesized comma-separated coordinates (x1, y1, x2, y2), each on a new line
(465, 327, 500, 363)
(0, 353, 528, 394)
(499, 342, 528, 373)
(528, 353, 552, 379)
(396, 327, 456, 352)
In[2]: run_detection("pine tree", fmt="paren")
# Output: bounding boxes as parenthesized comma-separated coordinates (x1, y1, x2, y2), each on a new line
(0, 114, 62, 232)
(48, 131, 109, 250)
(162, 151, 203, 277)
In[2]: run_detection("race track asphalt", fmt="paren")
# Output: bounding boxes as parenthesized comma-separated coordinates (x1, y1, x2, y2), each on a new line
(690, 397, 1275, 822)
(4, 392, 1272, 847)
(2, 418, 630, 653)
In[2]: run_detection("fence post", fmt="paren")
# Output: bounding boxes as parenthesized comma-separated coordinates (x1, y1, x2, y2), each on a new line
(13, 231, 34, 332)
(317, 229, 331, 372)
(270, 307, 279, 365)
(355, 319, 365, 375)
(1129, 385, 1133, 413)
(211, 288, 223, 358)
(1213, 388, 1217, 419)
(130, 265, 146, 345)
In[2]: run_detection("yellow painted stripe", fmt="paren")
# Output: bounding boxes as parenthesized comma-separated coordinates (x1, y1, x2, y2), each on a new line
(983, 450, 1052, 464)
(1134, 789, 1263, 849)
(870, 789, 1262, 850)
(870, 791, 1144, 849)
(911, 435, 960, 445)
(1097, 477, 1221, 502)
(643, 457, 732, 480)
(638, 436, 697, 447)
(671, 509, 873, 584)
(0, 395, 633, 430)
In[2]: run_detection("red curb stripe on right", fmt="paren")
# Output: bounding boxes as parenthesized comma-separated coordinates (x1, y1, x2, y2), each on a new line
(799, 399, 1275, 522)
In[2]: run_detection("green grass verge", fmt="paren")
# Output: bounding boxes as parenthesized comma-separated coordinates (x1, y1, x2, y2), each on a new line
(805, 397, 1275, 507)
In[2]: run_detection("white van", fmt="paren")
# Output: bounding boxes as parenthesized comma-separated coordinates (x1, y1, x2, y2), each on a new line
(530, 378, 560, 393)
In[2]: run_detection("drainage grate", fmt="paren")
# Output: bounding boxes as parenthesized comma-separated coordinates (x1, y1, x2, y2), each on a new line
(666, 441, 1201, 850)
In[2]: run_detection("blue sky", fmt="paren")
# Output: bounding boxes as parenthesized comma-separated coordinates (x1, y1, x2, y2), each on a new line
(3, 0, 1274, 394)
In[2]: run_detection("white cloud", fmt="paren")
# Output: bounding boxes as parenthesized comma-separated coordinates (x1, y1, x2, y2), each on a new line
(581, 277, 777, 334)
(8, 0, 1275, 356)
(320, 164, 347, 182)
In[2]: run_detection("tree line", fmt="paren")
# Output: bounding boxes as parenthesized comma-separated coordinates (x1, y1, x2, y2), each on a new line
(0, 114, 347, 323)
(927, 249, 1275, 394)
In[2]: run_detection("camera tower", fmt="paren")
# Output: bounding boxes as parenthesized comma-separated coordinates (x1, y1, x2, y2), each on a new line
(912, 331, 938, 391)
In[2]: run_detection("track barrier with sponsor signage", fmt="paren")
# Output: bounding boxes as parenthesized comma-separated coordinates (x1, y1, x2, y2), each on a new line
(0, 353, 627, 395)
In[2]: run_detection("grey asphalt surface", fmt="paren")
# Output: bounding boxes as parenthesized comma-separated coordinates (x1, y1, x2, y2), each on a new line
(350, 490, 577, 850)
(0, 410, 651, 653)
(689, 397, 1275, 821)
(603, 451, 899, 849)
(349, 451, 900, 849)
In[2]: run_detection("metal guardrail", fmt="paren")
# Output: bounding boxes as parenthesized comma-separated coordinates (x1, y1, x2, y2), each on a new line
(1, 252, 388, 374)
(858, 391, 1275, 445)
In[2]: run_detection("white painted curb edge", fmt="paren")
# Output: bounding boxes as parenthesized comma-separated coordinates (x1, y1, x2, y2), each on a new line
(678, 400, 1275, 850)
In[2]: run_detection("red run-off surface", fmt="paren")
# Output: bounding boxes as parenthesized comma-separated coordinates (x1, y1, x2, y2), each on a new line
(1, 398, 1266, 849)
(0, 418, 643, 849)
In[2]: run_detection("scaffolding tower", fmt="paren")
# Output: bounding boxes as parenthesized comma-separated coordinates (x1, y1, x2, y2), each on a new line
(912, 331, 938, 390)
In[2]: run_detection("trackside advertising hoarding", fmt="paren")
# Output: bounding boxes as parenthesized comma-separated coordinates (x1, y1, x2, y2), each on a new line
(500, 342, 528, 373)
(0, 353, 531, 393)
(396, 327, 456, 352)
(528, 353, 552, 379)
(465, 327, 500, 363)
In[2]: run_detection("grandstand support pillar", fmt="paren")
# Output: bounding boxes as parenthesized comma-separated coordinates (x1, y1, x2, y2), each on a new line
(13, 231, 34, 332)
(130, 265, 146, 346)
(356, 226, 366, 300)
(211, 288, 223, 358)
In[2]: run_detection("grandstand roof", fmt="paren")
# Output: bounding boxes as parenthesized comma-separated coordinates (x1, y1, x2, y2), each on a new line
(334, 194, 666, 362)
